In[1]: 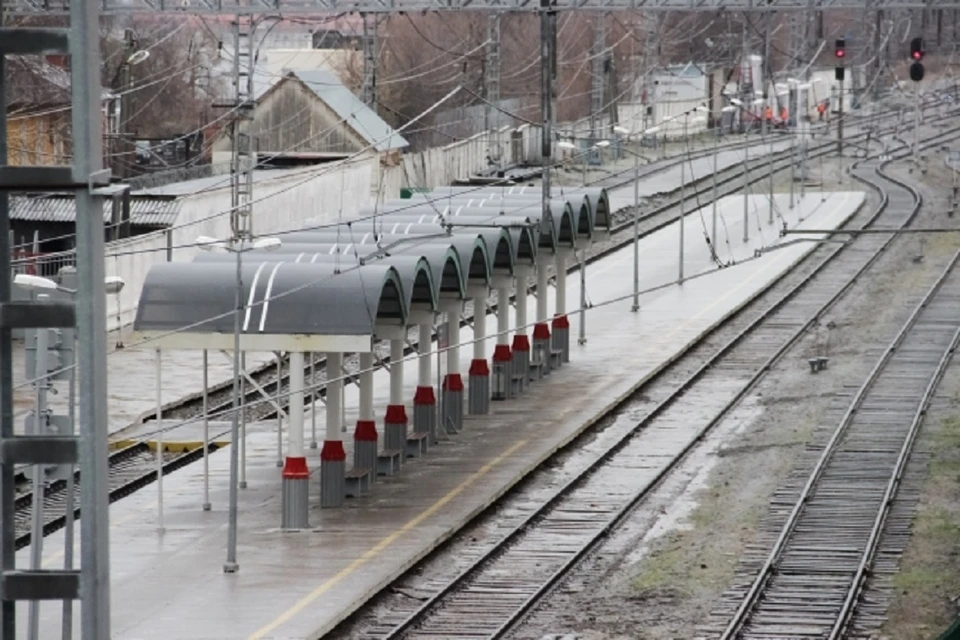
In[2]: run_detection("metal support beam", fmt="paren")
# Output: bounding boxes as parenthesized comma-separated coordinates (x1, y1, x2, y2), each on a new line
(590, 13, 607, 144)
(229, 14, 256, 244)
(70, 0, 112, 637)
(541, 0, 555, 239)
(361, 13, 377, 108)
(4, 0, 956, 13)
(484, 12, 501, 132)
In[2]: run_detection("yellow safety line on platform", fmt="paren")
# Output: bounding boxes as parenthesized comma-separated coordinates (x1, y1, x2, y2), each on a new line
(249, 438, 529, 640)
(249, 216, 826, 639)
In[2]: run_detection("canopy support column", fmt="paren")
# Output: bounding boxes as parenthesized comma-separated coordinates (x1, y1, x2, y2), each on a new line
(492, 277, 513, 401)
(553, 249, 570, 363)
(354, 351, 377, 482)
(282, 351, 308, 528)
(413, 321, 436, 447)
(534, 259, 551, 377)
(440, 300, 464, 433)
(468, 288, 490, 415)
(512, 265, 531, 389)
(384, 337, 407, 463)
(320, 351, 345, 508)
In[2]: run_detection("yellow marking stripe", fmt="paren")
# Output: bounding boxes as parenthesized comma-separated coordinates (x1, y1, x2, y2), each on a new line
(250, 216, 823, 638)
(249, 439, 528, 640)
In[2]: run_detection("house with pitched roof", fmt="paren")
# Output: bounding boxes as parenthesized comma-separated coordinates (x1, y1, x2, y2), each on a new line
(210, 68, 408, 167)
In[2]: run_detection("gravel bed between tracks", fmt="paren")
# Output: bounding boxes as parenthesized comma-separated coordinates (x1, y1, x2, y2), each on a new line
(508, 143, 960, 639)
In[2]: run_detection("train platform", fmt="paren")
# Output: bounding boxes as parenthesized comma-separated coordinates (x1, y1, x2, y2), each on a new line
(9, 138, 789, 440)
(16, 191, 864, 640)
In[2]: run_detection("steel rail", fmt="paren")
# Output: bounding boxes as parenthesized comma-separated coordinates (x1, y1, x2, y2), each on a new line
(831, 297, 960, 638)
(340, 114, 960, 640)
(144, 99, 945, 430)
(14, 103, 956, 554)
(717, 142, 946, 640)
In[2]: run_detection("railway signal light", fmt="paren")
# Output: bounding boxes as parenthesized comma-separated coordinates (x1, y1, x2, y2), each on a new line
(835, 39, 846, 59)
(910, 36, 924, 61)
(910, 61, 925, 82)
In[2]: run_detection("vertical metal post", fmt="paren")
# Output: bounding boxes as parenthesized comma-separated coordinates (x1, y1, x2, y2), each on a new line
(578, 251, 587, 346)
(27, 320, 49, 640)
(790, 132, 796, 209)
(72, 0, 112, 635)
(276, 356, 283, 467)
(743, 134, 750, 242)
(61, 356, 76, 640)
(309, 353, 317, 449)
(591, 13, 607, 145)
(0, 39, 12, 636)
(541, 0, 554, 234)
(485, 13, 501, 133)
(631, 144, 640, 312)
(838, 76, 845, 171)
(768, 126, 775, 224)
(240, 352, 248, 489)
(711, 125, 719, 257)
(361, 14, 377, 108)
(202, 349, 211, 511)
(225, 241, 242, 572)
(155, 350, 164, 534)
(679, 116, 686, 283)
(914, 82, 920, 164)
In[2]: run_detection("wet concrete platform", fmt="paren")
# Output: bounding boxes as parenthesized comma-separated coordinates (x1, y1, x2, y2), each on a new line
(15, 191, 864, 640)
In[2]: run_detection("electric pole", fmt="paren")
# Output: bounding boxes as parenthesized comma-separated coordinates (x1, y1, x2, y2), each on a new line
(362, 14, 377, 108)
(591, 13, 607, 147)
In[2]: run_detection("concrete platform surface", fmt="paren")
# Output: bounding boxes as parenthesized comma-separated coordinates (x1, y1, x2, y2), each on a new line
(15, 191, 864, 640)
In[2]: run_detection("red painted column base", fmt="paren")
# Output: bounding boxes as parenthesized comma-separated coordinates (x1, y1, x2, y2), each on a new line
(385, 404, 408, 424)
(469, 358, 490, 376)
(493, 344, 512, 362)
(414, 385, 436, 406)
(552, 314, 570, 329)
(512, 334, 531, 352)
(320, 440, 346, 462)
(533, 322, 551, 340)
(355, 419, 378, 442)
(443, 373, 464, 391)
(282, 456, 310, 479)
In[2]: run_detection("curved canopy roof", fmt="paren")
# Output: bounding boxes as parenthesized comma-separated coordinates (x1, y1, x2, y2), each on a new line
(133, 184, 607, 345)
(132, 261, 405, 351)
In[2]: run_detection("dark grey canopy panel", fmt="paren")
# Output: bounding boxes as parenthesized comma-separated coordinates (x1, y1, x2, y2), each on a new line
(134, 261, 406, 336)
(423, 185, 611, 235)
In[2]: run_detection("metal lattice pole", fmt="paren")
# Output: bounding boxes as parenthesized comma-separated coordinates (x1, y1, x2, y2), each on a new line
(72, 1, 112, 636)
(362, 13, 377, 108)
(224, 12, 257, 574)
(590, 13, 607, 147)
(484, 12, 501, 132)
(541, 0, 555, 245)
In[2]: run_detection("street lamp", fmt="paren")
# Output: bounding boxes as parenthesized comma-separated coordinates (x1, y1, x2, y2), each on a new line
(195, 233, 281, 573)
(14, 272, 125, 296)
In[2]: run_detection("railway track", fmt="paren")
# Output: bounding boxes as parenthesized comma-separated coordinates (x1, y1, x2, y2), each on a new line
(327, 121, 960, 638)
(12, 441, 216, 552)
(16, 102, 944, 549)
(714, 252, 960, 640)
(136, 99, 951, 431)
(707, 210, 960, 637)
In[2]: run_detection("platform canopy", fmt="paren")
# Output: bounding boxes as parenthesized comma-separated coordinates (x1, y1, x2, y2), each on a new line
(427, 185, 611, 236)
(132, 261, 406, 352)
(138, 187, 589, 349)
